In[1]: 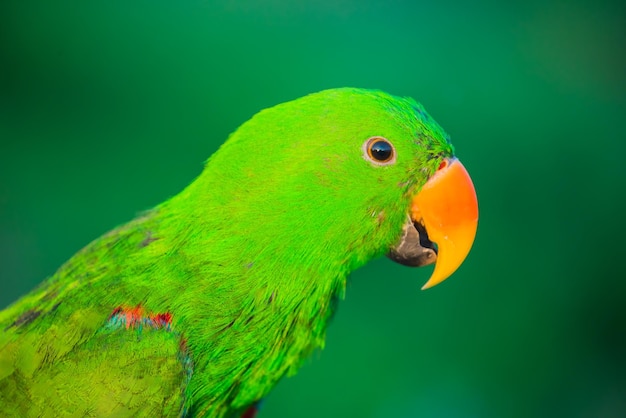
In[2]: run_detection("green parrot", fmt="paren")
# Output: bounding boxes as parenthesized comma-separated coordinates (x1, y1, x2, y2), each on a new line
(0, 88, 478, 417)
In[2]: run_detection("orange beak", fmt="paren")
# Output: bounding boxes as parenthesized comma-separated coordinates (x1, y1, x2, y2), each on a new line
(412, 158, 478, 290)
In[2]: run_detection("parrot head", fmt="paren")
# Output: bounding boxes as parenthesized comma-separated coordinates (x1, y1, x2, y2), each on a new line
(190, 88, 478, 290)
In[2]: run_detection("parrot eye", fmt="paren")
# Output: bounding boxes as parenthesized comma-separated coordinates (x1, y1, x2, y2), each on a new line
(364, 137, 395, 165)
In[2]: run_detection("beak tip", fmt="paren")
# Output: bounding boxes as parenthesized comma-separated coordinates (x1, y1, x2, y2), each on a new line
(420, 274, 445, 291)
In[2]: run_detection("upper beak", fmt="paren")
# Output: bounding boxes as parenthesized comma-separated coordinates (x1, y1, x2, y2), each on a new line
(388, 158, 478, 290)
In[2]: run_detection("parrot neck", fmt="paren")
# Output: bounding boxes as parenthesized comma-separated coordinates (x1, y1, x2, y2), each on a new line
(158, 173, 354, 325)
(141, 177, 362, 410)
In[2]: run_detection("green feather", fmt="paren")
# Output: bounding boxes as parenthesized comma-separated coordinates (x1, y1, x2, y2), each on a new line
(0, 88, 453, 417)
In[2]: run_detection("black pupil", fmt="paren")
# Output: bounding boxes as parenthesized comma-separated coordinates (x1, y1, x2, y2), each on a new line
(370, 141, 392, 161)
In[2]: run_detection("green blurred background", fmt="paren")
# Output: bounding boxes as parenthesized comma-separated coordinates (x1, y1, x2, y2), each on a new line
(1, 0, 625, 417)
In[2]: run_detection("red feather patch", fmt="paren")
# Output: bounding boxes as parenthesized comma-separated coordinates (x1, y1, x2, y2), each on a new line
(108, 305, 172, 330)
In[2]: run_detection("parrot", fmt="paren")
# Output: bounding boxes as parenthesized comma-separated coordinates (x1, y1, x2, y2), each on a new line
(0, 88, 478, 417)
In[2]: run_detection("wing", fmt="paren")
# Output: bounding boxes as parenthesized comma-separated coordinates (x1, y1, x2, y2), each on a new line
(0, 215, 191, 417)
(0, 305, 189, 417)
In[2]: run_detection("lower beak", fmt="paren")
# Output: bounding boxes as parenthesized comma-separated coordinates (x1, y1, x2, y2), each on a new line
(388, 158, 478, 290)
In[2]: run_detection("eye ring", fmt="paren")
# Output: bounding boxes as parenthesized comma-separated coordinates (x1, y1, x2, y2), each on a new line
(363, 137, 396, 165)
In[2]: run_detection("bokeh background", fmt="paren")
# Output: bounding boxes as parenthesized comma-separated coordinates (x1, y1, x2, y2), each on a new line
(1, 0, 625, 417)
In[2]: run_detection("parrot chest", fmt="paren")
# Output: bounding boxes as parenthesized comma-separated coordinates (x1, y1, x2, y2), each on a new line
(183, 288, 339, 416)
